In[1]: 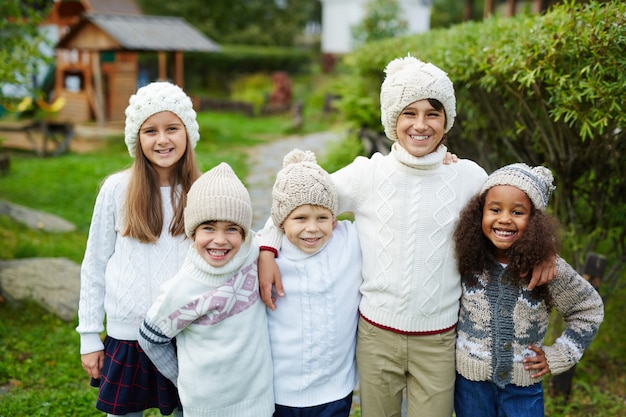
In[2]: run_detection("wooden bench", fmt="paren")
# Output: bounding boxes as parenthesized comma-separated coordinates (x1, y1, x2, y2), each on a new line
(0, 119, 74, 157)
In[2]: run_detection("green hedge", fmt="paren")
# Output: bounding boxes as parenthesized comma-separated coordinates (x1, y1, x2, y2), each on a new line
(137, 45, 315, 95)
(336, 0, 626, 281)
(184, 45, 316, 94)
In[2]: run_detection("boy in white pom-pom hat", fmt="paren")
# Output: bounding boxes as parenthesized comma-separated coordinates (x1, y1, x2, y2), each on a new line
(139, 163, 274, 417)
(453, 163, 603, 417)
(258, 56, 557, 416)
(265, 149, 362, 417)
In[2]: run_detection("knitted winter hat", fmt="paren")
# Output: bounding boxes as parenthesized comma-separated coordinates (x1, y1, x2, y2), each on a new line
(480, 163, 556, 211)
(124, 81, 200, 157)
(380, 54, 456, 140)
(271, 149, 338, 227)
(184, 163, 252, 238)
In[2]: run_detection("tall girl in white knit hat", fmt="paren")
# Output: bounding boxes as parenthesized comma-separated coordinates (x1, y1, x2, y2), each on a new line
(453, 163, 603, 417)
(139, 163, 274, 417)
(77, 81, 202, 417)
(258, 56, 557, 416)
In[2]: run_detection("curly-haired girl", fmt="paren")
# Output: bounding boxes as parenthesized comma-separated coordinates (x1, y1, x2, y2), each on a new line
(453, 163, 604, 417)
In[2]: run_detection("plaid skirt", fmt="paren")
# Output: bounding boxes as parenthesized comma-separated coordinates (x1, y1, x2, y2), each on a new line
(93, 336, 181, 415)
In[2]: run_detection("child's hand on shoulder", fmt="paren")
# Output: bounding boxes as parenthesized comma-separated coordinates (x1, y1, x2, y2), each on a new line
(523, 345, 550, 378)
(443, 152, 458, 165)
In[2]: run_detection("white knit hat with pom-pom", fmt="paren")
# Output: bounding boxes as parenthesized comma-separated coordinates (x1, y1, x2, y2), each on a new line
(480, 163, 556, 211)
(271, 149, 338, 227)
(124, 81, 200, 157)
(380, 54, 456, 140)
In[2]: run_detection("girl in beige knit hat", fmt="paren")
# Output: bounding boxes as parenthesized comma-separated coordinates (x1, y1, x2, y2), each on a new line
(77, 81, 201, 417)
(258, 56, 557, 417)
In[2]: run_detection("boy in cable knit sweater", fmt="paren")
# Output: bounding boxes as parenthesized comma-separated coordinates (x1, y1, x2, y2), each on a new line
(265, 149, 362, 417)
(138, 163, 274, 417)
(452, 163, 604, 417)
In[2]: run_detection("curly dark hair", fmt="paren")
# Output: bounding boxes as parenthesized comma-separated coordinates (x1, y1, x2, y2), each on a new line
(453, 191, 561, 300)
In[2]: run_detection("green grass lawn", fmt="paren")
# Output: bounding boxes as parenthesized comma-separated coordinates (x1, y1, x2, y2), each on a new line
(0, 111, 624, 416)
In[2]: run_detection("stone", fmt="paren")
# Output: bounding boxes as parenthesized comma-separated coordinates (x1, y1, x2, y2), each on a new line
(0, 258, 80, 322)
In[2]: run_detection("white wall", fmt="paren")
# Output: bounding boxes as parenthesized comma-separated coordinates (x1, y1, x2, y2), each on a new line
(320, 0, 431, 54)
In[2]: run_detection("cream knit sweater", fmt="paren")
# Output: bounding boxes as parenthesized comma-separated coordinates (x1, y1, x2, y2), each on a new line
(76, 171, 191, 354)
(332, 144, 487, 332)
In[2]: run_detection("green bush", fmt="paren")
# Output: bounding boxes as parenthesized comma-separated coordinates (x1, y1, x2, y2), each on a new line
(336, 0, 626, 281)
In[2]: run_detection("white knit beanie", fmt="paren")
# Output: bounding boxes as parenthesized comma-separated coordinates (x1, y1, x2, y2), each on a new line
(184, 163, 253, 238)
(480, 163, 556, 211)
(380, 55, 456, 140)
(271, 149, 338, 227)
(124, 81, 200, 157)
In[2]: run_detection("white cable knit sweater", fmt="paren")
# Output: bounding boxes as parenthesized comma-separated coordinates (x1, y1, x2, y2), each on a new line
(268, 220, 362, 407)
(76, 171, 191, 354)
(332, 144, 487, 333)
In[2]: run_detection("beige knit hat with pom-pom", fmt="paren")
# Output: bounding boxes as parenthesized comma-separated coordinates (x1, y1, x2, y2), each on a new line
(380, 54, 456, 140)
(184, 163, 252, 238)
(271, 149, 338, 227)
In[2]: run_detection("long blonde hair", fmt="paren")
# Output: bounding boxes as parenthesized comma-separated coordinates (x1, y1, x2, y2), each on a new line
(122, 139, 201, 243)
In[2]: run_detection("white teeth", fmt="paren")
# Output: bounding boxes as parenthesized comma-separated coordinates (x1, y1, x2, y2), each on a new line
(410, 135, 428, 141)
(494, 230, 514, 237)
(208, 249, 227, 256)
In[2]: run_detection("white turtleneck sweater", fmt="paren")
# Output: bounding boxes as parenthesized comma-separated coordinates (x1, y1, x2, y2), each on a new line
(138, 235, 274, 417)
(267, 220, 362, 407)
(332, 144, 487, 333)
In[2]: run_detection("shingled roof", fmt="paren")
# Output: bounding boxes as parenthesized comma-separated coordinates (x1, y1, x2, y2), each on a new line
(83, 0, 142, 15)
(56, 13, 220, 52)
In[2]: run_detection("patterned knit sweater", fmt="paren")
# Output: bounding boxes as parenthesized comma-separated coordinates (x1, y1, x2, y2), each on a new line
(138, 236, 274, 417)
(331, 144, 487, 332)
(77, 171, 191, 354)
(456, 256, 604, 388)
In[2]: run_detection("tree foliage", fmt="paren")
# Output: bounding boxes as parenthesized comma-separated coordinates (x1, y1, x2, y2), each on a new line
(0, 0, 52, 105)
(136, 0, 320, 46)
(351, 0, 408, 47)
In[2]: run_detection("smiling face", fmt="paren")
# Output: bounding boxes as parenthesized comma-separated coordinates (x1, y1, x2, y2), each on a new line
(395, 99, 446, 157)
(481, 185, 532, 263)
(138, 111, 188, 185)
(281, 204, 335, 254)
(193, 221, 245, 267)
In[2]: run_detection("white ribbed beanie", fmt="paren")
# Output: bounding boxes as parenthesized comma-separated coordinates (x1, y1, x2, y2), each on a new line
(380, 55, 456, 140)
(184, 163, 252, 238)
(271, 149, 338, 227)
(124, 81, 200, 157)
(480, 163, 556, 211)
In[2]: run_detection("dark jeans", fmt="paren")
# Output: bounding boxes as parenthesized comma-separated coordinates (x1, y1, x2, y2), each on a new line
(454, 373, 544, 417)
(273, 393, 353, 417)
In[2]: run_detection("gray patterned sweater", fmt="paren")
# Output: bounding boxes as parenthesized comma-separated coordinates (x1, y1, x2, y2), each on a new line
(456, 256, 604, 388)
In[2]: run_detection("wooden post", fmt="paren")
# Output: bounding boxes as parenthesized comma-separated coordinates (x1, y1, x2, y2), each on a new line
(174, 51, 184, 88)
(158, 51, 167, 81)
(91, 51, 106, 128)
(484, 0, 494, 18)
(463, 0, 473, 21)
(506, 0, 517, 16)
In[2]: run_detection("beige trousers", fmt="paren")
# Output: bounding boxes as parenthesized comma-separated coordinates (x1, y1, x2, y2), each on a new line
(356, 316, 456, 417)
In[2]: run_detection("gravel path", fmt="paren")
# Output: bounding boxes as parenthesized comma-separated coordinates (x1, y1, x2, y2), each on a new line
(246, 131, 343, 232)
